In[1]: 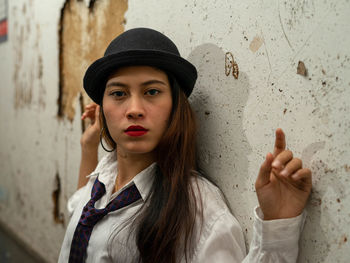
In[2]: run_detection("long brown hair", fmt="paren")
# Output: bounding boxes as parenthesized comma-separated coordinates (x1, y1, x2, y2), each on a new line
(101, 74, 202, 263)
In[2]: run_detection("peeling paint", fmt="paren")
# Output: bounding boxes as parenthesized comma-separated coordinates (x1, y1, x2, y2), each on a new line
(12, 2, 45, 110)
(13, 20, 33, 108)
(249, 35, 264, 53)
(58, 0, 128, 121)
(297, 61, 308, 76)
(225, 52, 239, 79)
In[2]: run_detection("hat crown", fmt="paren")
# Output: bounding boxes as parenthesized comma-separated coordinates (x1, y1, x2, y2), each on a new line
(84, 27, 197, 104)
(104, 28, 180, 57)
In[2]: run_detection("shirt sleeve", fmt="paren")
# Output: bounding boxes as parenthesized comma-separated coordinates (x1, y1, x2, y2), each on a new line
(194, 210, 246, 262)
(194, 207, 306, 263)
(243, 207, 306, 263)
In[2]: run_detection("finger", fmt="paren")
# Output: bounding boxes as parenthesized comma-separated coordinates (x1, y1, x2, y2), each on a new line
(94, 105, 100, 118)
(81, 111, 90, 120)
(273, 128, 286, 158)
(85, 103, 97, 109)
(279, 158, 302, 177)
(255, 152, 274, 188)
(291, 168, 312, 182)
(271, 150, 293, 170)
(81, 105, 96, 118)
(92, 105, 101, 129)
(82, 104, 97, 116)
(84, 105, 96, 112)
(81, 108, 95, 120)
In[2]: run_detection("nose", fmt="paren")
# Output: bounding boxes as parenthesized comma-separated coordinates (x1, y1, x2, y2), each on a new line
(126, 96, 145, 119)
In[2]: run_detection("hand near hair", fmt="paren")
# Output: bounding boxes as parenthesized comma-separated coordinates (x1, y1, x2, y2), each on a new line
(78, 103, 100, 189)
(80, 103, 101, 150)
(255, 128, 312, 220)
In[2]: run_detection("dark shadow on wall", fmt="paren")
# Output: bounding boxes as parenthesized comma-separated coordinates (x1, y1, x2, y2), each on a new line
(187, 43, 253, 246)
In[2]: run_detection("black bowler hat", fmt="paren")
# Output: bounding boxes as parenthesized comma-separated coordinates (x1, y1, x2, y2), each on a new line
(83, 27, 198, 104)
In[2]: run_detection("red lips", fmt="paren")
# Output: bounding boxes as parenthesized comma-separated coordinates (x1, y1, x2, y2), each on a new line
(125, 125, 148, 137)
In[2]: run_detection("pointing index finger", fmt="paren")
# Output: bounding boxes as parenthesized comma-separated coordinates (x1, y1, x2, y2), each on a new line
(273, 128, 286, 157)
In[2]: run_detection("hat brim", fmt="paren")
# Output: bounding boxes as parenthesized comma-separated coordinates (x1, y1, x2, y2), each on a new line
(83, 50, 197, 104)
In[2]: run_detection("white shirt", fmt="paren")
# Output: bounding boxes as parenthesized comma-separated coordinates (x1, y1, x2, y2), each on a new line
(58, 152, 306, 263)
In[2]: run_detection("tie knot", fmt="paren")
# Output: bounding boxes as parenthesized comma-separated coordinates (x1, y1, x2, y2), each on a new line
(78, 178, 142, 227)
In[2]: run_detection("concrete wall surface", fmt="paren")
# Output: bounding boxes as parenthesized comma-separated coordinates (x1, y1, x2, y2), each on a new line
(0, 0, 349, 262)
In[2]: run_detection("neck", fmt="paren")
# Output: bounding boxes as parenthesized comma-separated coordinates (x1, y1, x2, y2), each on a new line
(114, 148, 156, 192)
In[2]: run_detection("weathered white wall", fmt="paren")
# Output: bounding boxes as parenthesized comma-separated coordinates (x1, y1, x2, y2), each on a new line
(0, 0, 349, 262)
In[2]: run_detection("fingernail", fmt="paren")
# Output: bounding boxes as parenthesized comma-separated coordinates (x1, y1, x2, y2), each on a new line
(280, 169, 288, 177)
(272, 160, 280, 168)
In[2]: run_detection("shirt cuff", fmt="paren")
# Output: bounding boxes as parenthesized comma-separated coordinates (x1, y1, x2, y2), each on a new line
(253, 206, 306, 250)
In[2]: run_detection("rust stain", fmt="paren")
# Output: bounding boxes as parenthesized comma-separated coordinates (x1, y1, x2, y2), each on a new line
(249, 35, 264, 53)
(338, 235, 348, 248)
(58, 0, 128, 121)
(344, 164, 350, 172)
(225, 52, 239, 79)
(52, 172, 64, 225)
(297, 61, 307, 76)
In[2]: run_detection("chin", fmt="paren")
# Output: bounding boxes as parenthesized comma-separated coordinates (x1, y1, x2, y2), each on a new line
(118, 142, 158, 155)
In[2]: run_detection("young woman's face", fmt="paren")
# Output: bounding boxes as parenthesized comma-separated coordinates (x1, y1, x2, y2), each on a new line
(102, 66, 173, 156)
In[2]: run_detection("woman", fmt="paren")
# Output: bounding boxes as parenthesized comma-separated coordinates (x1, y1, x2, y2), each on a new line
(58, 28, 312, 263)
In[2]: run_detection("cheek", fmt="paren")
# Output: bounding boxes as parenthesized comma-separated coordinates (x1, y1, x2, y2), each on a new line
(157, 101, 173, 126)
(102, 103, 123, 130)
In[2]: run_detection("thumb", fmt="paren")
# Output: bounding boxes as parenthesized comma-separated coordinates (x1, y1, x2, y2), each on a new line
(255, 152, 274, 189)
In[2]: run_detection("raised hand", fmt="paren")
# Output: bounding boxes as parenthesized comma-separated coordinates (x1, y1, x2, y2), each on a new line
(78, 103, 101, 189)
(255, 128, 312, 220)
(80, 103, 101, 150)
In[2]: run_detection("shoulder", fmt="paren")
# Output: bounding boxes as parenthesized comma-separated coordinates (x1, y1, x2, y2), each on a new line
(190, 175, 245, 260)
(191, 175, 234, 224)
(192, 176, 229, 210)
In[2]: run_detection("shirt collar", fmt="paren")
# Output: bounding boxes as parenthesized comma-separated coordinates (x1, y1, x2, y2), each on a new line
(92, 151, 157, 201)
(132, 162, 157, 200)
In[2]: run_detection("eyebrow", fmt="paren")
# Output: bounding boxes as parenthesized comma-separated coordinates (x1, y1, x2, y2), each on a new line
(106, 79, 168, 89)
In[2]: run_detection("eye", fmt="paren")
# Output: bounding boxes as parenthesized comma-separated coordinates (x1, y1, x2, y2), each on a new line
(145, 89, 160, 96)
(110, 90, 126, 98)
